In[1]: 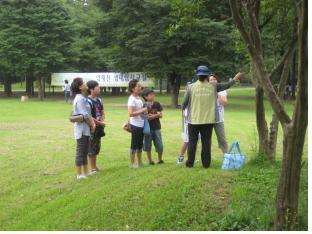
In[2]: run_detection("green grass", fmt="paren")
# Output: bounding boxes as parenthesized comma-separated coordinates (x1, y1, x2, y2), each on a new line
(0, 88, 307, 230)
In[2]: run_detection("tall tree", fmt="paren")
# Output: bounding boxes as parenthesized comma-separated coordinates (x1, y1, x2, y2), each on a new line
(229, 0, 307, 230)
(62, 0, 108, 72)
(97, 0, 238, 107)
(0, 0, 74, 100)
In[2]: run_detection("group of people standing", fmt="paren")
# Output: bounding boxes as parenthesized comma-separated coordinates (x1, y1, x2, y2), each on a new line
(70, 65, 245, 179)
(71, 78, 105, 179)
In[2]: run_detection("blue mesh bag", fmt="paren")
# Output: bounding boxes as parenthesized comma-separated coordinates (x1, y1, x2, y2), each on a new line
(222, 141, 245, 170)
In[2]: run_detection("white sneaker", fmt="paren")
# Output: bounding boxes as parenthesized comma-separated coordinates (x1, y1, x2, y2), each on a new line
(177, 156, 184, 165)
(87, 170, 97, 176)
(76, 174, 87, 180)
(131, 163, 139, 169)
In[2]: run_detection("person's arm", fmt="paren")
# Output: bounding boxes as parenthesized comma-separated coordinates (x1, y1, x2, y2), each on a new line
(218, 94, 228, 106)
(148, 112, 162, 120)
(128, 106, 147, 117)
(127, 97, 147, 117)
(216, 72, 246, 92)
(76, 98, 96, 131)
(148, 103, 163, 120)
(182, 86, 191, 110)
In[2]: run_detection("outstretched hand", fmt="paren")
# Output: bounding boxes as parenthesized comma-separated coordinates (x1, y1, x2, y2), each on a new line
(233, 72, 246, 81)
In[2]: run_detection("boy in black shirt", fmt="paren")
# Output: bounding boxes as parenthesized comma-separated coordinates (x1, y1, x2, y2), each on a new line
(142, 88, 164, 165)
(86, 80, 106, 174)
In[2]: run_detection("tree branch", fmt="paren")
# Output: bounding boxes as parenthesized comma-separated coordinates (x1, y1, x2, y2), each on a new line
(259, 13, 274, 30)
(230, 0, 292, 126)
(229, 0, 254, 51)
(269, 35, 297, 81)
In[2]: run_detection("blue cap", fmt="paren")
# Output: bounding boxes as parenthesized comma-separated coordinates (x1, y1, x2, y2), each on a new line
(196, 65, 210, 76)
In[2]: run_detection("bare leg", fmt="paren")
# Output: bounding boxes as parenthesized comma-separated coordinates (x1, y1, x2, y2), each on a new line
(180, 142, 188, 156)
(83, 165, 89, 175)
(76, 166, 82, 176)
(88, 156, 96, 171)
(222, 147, 228, 154)
(137, 151, 143, 166)
(146, 151, 153, 163)
(130, 151, 136, 165)
(158, 152, 163, 162)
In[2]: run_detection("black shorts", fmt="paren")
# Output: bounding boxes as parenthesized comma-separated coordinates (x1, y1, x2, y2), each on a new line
(130, 124, 144, 151)
(88, 136, 101, 156)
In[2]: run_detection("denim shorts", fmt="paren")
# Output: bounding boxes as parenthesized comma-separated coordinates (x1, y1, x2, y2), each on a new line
(143, 129, 163, 154)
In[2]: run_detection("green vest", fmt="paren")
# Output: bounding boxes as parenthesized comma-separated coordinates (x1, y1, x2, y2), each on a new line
(190, 80, 216, 124)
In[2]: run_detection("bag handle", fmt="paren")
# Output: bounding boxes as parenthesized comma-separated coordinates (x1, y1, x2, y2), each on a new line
(227, 142, 236, 154)
(227, 141, 242, 155)
(235, 142, 242, 155)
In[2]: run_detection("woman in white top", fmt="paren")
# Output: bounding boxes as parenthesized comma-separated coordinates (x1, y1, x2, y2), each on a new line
(209, 74, 228, 153)
(127, 79, 148, 169)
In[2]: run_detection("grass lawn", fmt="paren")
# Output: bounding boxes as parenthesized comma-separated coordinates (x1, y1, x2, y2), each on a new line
(0, 88, 307, 230)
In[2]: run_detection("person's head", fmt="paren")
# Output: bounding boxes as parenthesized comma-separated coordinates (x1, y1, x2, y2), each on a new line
(71, 77, 88, 95)
(87, 80, 100, 96)
(128, 79, 142, 95)
(208, 74, 220, 85)
(142, 88, 155, 102)
(196, 65, 211, 82)
(64, 80, 68, 84)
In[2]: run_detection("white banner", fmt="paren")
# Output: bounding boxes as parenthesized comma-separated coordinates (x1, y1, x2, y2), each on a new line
(51, 72, 155, 87)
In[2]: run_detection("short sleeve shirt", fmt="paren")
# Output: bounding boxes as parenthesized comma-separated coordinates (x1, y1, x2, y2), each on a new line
(217, 90, 227, 122)
(148, 102, 163, 130)
(128, 95, 144, 127)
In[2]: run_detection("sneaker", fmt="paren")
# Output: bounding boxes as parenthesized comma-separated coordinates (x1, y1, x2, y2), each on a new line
(157, 160, 164, 164)
(149, 161, 155, 166)
(88, 170, 97, 176)
(177, 156, 184, 165)
(131, 163, 139, 169)
(76, 174, 87, 180)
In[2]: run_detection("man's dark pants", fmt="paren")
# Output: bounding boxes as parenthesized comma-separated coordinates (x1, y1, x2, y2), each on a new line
(186, 123, 214, 168)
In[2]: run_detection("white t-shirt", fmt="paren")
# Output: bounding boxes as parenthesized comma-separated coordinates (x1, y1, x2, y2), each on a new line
(63, 84, 71, 92)
(128, 95, 144, 127)
(217, 90, 227, 123)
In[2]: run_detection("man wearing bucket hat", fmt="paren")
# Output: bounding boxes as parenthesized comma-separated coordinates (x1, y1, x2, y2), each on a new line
(182, 65, 245, 168)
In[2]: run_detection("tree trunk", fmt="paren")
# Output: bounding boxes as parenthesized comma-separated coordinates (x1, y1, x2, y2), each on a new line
(274, 0, 308, 229)
(37, 76, 44, 100)
(43, 77, 46, 98)
(159, 77, 163, 94)
(4, 76, 12, 97)
(267, 49, 293, 160)
(255, 85, 269, 155)
(166, 79, 170, 94)
(267, 113, 279, 160)
(290, 50, 297, 100)
(26, 76, 34, 96)
(168, 72, 181, 108)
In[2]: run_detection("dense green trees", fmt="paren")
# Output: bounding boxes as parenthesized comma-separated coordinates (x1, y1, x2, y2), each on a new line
(96, 0, 239, 107)
(0, 0, 74, 99)
(0, 0, 108, 98)
(0, 0, 241, 104)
